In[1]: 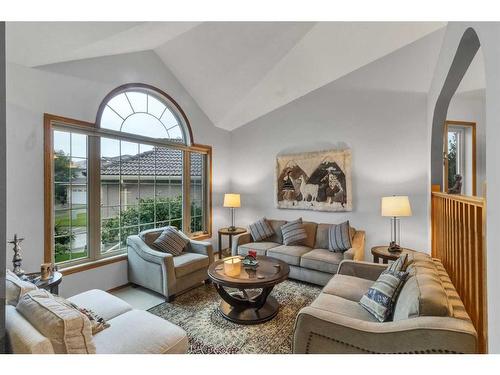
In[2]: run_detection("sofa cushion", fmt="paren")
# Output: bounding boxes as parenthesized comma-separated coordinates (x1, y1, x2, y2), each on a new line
(5, 269, 38, 306)
(93, 310, 188, 354)
(328, 220, 352, 252)
(310, 293, 378, 322)
(153, 226, 189, 256)
(249, 217, 275, 242)
(267, 245, 312, 266)
(300, 248, 344, 274)
(359, 269, 408, 322)
(173, 252, 209, 278)
(302, 221, 318, 248)
(68, 289, 132, 321)
(237, 242, 281, 256)
(16, 289, 95, 354)
(393, 267, 451, 321)
(281, 218, 308, 246)
(267, 220, 287, 244)
(322, 274, 374, 302)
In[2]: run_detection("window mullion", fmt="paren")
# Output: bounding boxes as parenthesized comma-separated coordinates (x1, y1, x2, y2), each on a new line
(183, 151, 191, 235)
(88, 135, 101, 261)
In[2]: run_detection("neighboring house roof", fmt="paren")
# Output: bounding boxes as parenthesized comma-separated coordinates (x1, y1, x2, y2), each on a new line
(100, 146, 202, 177)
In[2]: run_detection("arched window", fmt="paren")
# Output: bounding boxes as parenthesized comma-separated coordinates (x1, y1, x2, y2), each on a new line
(97, 84, 192, 144)
(44, 84, 211, 270)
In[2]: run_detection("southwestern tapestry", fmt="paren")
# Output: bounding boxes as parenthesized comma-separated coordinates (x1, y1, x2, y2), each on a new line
(276, 149, 352, 212)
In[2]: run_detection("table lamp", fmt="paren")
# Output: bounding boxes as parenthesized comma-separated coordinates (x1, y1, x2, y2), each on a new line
(223, 193, 241, 231)
(381, 196, 412, 252)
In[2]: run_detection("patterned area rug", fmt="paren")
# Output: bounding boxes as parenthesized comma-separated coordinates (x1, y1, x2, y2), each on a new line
(148, 280, 321, 354)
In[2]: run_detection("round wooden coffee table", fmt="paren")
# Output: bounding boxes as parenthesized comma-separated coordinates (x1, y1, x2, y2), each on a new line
(208, 256, 290, 325)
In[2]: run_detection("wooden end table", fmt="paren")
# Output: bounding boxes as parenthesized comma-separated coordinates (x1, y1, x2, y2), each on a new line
(371, 246, 415, 264)
(208, 256, 290, 325)
(22, 271, 63, 294)
(218, 227, 246, 259)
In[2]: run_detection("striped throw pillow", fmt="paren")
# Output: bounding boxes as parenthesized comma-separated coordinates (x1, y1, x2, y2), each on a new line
(281, 218, 307, 246)
(249, 218, 275, 242)
(152, 226, 189, 256)
(328, 221, 352, 252)
(387, 253, 408, 273)
(359, 269, 408, 322)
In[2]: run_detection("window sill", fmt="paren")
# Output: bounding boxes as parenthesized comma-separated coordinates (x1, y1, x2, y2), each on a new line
(59, 254, 127, 276)
(191, 233, 212, 241)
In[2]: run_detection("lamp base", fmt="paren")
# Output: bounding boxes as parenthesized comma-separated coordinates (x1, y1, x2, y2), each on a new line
(388, 241, 402, 253)
(228, 226, 236, 232)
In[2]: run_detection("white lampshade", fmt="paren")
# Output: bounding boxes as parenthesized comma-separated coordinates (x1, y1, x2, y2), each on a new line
(381, 196, 412, 217)
(223, 193, 241, 208)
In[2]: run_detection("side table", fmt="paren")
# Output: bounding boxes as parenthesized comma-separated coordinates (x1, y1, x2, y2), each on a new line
(22, 271, 63, 294)
(371, 246, 415, 264)
(218, 227, 246, 259)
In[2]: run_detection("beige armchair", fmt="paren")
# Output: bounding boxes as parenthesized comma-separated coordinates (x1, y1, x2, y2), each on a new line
(127, 227, 214, 301)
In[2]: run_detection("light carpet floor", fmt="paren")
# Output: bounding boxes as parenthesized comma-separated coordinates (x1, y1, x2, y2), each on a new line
(148, 279, 321, 354)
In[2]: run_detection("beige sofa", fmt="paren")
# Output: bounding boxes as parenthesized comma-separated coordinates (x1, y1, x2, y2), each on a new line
(293, 252, 478, 354)
(232, 219, 365, 286)
(6, 289, 188, 354)
(128, 227, 214, 301)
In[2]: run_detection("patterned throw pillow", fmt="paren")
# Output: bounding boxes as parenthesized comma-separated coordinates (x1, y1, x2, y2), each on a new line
(6, 269, 38, 306)
(281, 218, 308, 246)
(152, 226, 189, 256)
(328, 221, 352, 252)
(72, 305, 110, 335)
(249, 218, 275, 242)
(387, 253, 408, 273)
(359, 269, 409, 322)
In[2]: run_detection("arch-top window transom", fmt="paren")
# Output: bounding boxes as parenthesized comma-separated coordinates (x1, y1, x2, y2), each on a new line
(99, 88, 188, 144)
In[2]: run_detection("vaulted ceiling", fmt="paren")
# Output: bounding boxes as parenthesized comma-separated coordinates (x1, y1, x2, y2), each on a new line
(7, 22, 449, 130)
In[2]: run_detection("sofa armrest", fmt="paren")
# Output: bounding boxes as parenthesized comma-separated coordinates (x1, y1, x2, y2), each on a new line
(231, 232, 252, 255)
(337, 260, 387, 281)
(127, 235, 173, 265)
(188, 240, 215, 264)
(293, 306, 477, 354)
(343, 230, 365, 261)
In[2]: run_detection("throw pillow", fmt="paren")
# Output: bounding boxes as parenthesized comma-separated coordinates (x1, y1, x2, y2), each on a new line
(359, 269, 409, 322)
(16, 289, 96, 354)
(328, 221, 352, 252)
(5, 269, 38, 306)
(71, 305, 110, 335)
(249, 217, 275, 242)
(281, 218, 308, 246)
(387, 253, 408, 273)
(152, 226, 189, 256)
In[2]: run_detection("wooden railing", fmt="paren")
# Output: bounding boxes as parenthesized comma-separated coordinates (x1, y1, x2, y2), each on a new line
(431, 190, 487, 353)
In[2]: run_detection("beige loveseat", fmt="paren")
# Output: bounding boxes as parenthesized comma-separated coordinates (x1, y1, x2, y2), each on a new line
(293, 252, 478, 354)
(6, 289, 188, 354)
(232, 219, 365, 286)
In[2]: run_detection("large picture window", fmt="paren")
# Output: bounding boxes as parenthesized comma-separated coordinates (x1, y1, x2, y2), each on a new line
(45, 84, 211, 272)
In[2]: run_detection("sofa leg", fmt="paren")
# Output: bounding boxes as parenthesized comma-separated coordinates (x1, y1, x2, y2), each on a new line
(166, 295, 175, 303)
(205, 278, 212, 285)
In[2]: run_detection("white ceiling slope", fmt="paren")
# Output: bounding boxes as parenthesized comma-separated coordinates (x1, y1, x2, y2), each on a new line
(7, 22, 447, 130)
(6, 22, 201, 67)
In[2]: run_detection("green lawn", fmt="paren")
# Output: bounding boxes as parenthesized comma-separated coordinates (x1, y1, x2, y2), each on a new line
(55, 211, 87, 228)
(55, 251, 87, 263)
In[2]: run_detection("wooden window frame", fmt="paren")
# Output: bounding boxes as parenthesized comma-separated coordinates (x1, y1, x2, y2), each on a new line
(44, 88, 212, 274)
(443, 120, 477, 196)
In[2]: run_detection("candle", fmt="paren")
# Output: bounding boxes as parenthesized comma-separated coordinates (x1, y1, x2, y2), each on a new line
(224, 256, 242, 277)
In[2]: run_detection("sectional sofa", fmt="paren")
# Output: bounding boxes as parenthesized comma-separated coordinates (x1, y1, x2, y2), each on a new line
(293, 252, 478, 353)
(232, 219, 365, 286)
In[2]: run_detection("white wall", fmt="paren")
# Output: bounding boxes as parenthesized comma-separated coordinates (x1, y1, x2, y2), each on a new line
(427, 22, 500, 352)
(447, 91, 486, 196)
(6, 50, 231, 297)
(230, 81, 430, 259)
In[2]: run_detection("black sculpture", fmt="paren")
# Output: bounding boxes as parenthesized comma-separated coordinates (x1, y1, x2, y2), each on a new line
(448, 174, 463, 194)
